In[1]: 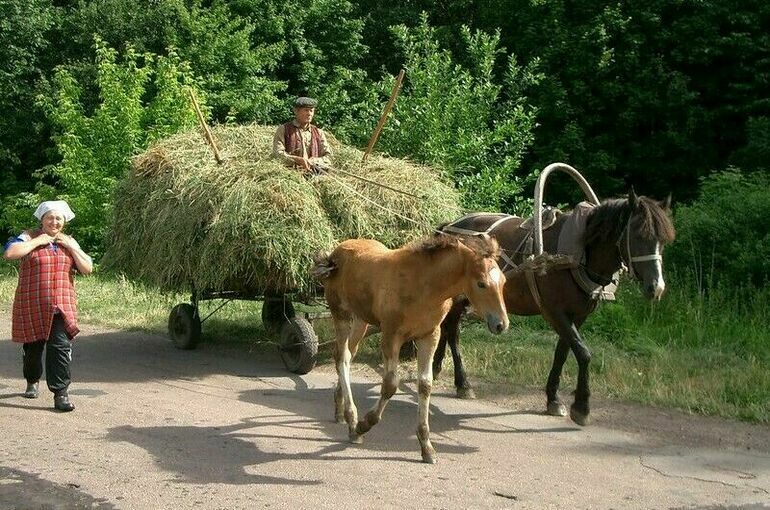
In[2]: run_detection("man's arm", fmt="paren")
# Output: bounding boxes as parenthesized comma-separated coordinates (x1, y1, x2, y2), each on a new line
(309, 129, 333, 167)
(272, 124, 312, 171)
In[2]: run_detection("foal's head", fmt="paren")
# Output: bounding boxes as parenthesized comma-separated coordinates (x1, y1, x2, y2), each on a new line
(585, 191, 676, 300)
(423, 234, 509, 334)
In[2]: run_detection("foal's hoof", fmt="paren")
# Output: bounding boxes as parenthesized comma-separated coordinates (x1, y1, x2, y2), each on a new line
(421, 448, 437, 464)
(569, 405, 591, 426)
(348, 431, 363, 444)
(456, 387, 476, 399)
(546, 401, 568, 417)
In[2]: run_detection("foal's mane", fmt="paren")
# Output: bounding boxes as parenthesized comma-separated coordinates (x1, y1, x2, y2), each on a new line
(584, 196, 675, 246)
(409, 233, 500, 259)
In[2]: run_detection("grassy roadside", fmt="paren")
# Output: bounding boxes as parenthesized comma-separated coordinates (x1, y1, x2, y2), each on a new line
(1, 262, 767, 423)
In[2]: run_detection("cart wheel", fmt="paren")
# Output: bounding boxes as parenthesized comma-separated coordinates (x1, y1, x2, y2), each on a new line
(279, 317, 318, 375)
(261, 298, 295, 335)
(168, 303, 201, 350)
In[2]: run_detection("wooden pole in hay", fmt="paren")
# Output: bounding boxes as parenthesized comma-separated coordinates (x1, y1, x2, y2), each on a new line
(188, 88, 225, 165)
(362, 69, 405, 163)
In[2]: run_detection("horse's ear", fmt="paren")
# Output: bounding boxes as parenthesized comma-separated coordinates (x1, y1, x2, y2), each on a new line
(628, 187, 638, 209)
(660, 194, 672, 210)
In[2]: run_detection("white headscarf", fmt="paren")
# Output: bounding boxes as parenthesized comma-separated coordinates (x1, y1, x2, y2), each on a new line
(34, 200, 75, 222)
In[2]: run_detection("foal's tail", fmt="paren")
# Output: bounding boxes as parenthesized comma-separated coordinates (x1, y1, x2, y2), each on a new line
(311, 251, 337, 280)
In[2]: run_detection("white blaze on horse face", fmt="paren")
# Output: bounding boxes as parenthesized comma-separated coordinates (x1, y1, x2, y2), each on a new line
(652, 242, 665, 299)
(489, 266, 502, 286)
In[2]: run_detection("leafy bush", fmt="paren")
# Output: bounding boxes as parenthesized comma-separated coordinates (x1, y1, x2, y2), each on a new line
(667, 169, 770, 288)
(0, 39, 199, 258)
(375, 14, 540, 213)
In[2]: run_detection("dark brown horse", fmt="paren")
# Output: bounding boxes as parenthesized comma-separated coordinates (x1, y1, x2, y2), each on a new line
(433, 191, 675, 426)
(313, 234, 508, 463)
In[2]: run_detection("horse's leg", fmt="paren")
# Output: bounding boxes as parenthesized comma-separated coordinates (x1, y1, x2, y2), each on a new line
(415, 329, 440, 464)
(543, 314, 592, 425)
(439, 298, 474, 398)
(441, 299, 476, 399)
(567, 323, 591, 426)
(545, 337, 570, 417)
(333, 317, 363, 443)
(354, 333, 400, 439)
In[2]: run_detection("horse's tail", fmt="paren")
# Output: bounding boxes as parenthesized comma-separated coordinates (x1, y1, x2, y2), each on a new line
(311, 251, 337, 280)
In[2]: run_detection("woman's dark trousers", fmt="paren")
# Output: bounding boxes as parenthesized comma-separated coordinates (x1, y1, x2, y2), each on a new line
(22, 315, 72, 394)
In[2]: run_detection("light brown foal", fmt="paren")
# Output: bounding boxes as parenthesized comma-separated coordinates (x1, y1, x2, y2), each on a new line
(312, 234, 509, 463)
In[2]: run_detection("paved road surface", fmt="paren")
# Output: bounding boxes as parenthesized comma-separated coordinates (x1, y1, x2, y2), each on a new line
(0, 319, 768, 509)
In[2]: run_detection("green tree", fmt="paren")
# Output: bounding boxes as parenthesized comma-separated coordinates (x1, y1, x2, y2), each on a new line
(376, 16, 539, 212)
(0, 39, 199, 255)
(0, 0, 55, 198)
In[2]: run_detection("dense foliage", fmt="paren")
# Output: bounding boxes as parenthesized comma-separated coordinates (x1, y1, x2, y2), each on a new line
(667, 170, 770, 288)
(0, 0, 767, 286)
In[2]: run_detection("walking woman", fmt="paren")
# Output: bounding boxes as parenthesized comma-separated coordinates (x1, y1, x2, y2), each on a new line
(3, 200, 92, 411)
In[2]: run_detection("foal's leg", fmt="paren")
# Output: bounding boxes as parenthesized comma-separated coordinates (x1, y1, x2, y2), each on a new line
(415, 329, 440, 464)
(334, 318, 368, 425)
(354, 334, 401, 439)
(333, 317, 364, 443)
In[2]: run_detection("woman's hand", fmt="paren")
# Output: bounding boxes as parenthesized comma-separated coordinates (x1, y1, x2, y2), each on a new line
(35, 233, 55, 246)
(54, 233, 74, 249)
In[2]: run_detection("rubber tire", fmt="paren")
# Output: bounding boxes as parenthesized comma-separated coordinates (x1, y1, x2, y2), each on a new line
(279, 317, 318, 375)
(261, 298, 296, 336)
(168, 303, 201, 350)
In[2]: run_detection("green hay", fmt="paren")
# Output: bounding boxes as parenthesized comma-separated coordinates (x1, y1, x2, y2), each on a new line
(103, 124, 462, 294)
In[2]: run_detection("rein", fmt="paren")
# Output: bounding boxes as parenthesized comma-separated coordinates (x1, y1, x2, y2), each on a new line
(619, 214, 662, 280)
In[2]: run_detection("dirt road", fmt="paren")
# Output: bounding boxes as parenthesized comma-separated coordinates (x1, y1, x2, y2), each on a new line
(0, 317, 768, 510)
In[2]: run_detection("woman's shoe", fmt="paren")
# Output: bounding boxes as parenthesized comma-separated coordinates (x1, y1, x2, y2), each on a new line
(54, 392, 75, 412)
(23, 382, 39, 399)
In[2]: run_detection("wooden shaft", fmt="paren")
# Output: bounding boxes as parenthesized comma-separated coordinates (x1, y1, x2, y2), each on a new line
(362, 69, 405, 163)
(188, 88, 224, 165)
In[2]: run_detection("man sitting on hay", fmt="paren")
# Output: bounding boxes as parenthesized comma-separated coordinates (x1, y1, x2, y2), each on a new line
(272, 95, 332, 175)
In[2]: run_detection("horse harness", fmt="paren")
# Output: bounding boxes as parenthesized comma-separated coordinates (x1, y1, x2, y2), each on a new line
(441, 208, 623, 310)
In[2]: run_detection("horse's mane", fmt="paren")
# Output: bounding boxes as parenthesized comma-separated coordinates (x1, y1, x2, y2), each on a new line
(409, 233, 500, 259)
(584, 196, 675, 246)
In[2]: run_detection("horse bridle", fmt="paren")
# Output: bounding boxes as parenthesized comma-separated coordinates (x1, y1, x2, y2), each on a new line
(620, 214, 662, 280)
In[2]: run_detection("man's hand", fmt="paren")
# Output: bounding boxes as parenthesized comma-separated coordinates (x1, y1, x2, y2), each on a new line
(292, 155, 312, 172)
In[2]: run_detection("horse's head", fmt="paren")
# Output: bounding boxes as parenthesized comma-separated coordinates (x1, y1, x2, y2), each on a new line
(621, 191, 676, 300)
(460, 235, 509, 334)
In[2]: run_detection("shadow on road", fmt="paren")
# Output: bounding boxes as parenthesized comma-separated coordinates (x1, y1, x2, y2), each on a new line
(0, 329, 290, 385)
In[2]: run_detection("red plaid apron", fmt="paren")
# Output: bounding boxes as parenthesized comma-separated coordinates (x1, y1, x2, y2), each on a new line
(11, 230, 80, 343)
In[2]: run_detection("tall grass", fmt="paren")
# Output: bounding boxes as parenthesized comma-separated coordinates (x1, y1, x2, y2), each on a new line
(459, 272, 770, 423)
(1, 261, 767, 422)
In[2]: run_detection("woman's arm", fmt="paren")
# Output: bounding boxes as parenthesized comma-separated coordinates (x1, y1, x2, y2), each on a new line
(55, 234, 93, 275)
(3, 232, 52, 260)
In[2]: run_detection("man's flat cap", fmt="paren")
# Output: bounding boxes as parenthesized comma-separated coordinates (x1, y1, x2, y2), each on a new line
(294, 96, 318, 108)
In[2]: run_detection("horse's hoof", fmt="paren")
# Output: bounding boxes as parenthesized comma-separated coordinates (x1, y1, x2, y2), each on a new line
(569, 405, 591, 426)
(349, 432, 363, 444)
(546, 401, 568, 417)
(457, 387, 476, 399)
(421, 449, 437, 464)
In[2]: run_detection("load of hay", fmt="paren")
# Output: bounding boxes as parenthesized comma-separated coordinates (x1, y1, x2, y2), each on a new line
(102, 124, 462, 295)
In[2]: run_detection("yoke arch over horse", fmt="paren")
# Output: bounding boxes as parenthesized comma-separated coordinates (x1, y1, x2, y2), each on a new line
(313, 234, 508, 463)
(434, 191, 675, 426)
